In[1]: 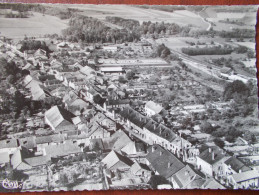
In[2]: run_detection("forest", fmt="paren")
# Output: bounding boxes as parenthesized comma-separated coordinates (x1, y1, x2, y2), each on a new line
(62, 15, 141, 44)
(219, 28, 255, 39)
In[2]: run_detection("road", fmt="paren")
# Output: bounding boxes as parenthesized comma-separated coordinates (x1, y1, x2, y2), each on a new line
(198, 7, 212, 31)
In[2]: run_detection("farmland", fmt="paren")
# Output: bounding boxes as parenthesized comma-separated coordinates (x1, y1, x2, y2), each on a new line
(48, 4, 209, 30)
(0, 12, 68, 40)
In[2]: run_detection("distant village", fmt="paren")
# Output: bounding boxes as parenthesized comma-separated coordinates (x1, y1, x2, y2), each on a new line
(0, 16, 259, 191)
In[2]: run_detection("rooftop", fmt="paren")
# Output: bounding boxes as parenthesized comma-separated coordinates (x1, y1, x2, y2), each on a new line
(145, 101, 163, 114)
(45, 105, 76, 129)
(231, 170, 259, 183)
(198, 146, 228, 165)
(146, 145, 185, 179)
(224, 156, 252, 173)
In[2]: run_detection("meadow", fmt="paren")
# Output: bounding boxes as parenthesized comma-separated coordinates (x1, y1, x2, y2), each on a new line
(0, 12, 68, 40)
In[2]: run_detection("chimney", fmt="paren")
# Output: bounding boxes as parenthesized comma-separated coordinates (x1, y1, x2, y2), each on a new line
(152, 146, 155, 152)
(160, 151, 163, 156)
(209, 148, 212, 153)
(168, 162, 171, 168)
(212, 151, 215, 161)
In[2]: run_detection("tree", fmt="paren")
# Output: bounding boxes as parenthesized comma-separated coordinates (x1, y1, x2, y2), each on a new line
(148, 175, 170, 189)
(214, 138, 225, 148)
(118, 76, 127, 84)
(200, 121, 214, 134)
(93, 142, 101, 152)
(223, 80, 250, 101)
(125, 70, 135, 80)
(6, 75, 15, 84)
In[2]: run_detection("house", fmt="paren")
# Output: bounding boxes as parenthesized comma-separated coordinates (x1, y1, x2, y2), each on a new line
(90, 112, 116, 132)
(104, 99, 130, 110)
(0, 139, 18, 154)
(23, 75, 42, 91)
(227, 169, 259, 189)
(130, 162, 152, 178)
(223, 156, 252, 176)
(144, 101, 163, 116)
(146, 145, 185, 182)
(102, 46, 118, 53)
(102, 150, 134, 171)
(119, 106, 190, 155)
(79, 66, 96, 78)
(18, 137, 36, 151)
(99, 67, 125, 75)
(35, 134, 66, 153)
(120, 141, 146, 157)
(23, 155, 51, 168)
(86, 121, 111, 139)
(235, 137, 249, 146)
(34, 49, 48, 60)
(43, 141, 82, 158)
(31, 84, 52, 101)
(11, 150, 32, 170)
(44, 106, 77, 132)
(201, 178, 226, 189)
(57, 42, 73, 51)
(66, 98, 89, 115)
(171, 165, 204, 189)
(0, 152, 10, 166)
(50, 86, 68, 97)
(102, 129, 133, 153)
(196, 146, 230, 177)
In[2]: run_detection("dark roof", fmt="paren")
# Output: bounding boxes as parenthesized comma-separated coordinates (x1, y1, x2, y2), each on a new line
(35, 134, 66, 144)
(0, 139, 18, 149)
(120, 106, 177, 142)
(198, 146, 228, 165)
(224, 156, 252, 173)
(119, 106, 149, 129)
(44, 141, 82, 157)
(107, 99, 130, 106)
(24, 155, 50, 167)
(146, 145, 185, 179)
(18, 137, 36, 149)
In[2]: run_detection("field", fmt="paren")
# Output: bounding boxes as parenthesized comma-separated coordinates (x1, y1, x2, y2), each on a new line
(48, 4, 209, 30)
(201, 6, 257, 31)
(0, 12, 68, 40)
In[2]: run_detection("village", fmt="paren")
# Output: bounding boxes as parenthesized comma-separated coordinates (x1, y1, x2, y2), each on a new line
(0, 3, 259, 192)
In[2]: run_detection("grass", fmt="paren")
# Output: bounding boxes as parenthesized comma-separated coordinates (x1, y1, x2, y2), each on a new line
(0, 12, 68, 40)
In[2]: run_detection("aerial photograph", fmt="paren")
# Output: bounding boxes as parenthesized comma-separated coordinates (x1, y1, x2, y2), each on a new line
(0, 3, 258, 191)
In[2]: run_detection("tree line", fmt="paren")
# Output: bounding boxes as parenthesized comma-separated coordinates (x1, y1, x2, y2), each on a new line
(181, 45, 233, 56)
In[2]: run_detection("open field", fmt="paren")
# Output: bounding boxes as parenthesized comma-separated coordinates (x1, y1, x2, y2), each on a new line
(0, 12, 68, 40)
(200, 7, 257, 31)
(48, 4, 209, 30)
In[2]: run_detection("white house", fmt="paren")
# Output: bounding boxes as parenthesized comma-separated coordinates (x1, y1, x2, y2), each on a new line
(144, 101, 163, 116)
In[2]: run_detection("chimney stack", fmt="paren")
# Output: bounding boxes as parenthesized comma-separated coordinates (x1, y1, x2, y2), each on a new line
(152, 146, 155, 152)
(209, 148, 212, 153)
(212, 151, 215, 161)
(168, 162, 171, 168)
(160, 151, 163, 156)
